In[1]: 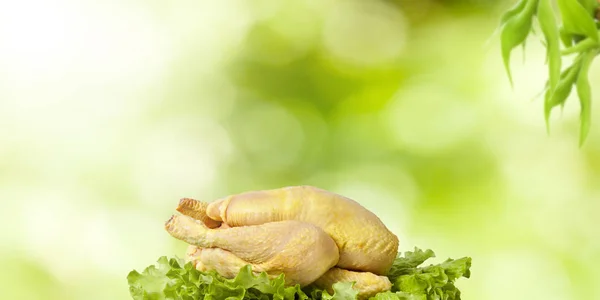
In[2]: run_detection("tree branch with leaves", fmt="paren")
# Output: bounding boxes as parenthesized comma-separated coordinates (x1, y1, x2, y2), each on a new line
(499, 0, 599, 146)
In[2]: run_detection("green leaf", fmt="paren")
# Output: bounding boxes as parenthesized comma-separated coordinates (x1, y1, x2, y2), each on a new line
(387, 248, 435, 282)
(421, 257, 472, 281)
(544, 58, 582, 131)
(576, 50, 597, 146)
(577, 0, 599, 16)
(557, 0, 599, 42)
(322, 282, 360, 300)
(127, 256, 173, 300)
(127, 257, 310, 300)
(369, 291, 426, 300)
(500, 0, 528, 25)
(537, 0, 562, 91)
(387, 248, 471, 300)
(500, 0, 539, 86)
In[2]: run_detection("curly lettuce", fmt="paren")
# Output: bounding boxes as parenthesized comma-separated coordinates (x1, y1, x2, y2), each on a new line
(127, 248, 471, 300)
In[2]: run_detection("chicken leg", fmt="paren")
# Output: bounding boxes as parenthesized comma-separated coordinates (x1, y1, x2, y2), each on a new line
(165, 214, 339, 286)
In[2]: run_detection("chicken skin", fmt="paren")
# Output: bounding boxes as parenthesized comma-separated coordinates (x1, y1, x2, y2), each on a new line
(164, 186, 399, 298)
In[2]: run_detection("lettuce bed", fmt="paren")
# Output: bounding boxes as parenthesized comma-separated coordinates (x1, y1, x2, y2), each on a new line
(127, 248, 471, 300)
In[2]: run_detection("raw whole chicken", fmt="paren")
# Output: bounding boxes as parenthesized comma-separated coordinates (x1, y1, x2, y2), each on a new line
(165, 186, 399, 299)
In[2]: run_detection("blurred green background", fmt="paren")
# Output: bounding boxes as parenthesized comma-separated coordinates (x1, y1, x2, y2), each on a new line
(1, 0, 599, 299)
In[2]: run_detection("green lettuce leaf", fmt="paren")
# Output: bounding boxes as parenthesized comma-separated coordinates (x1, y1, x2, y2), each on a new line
(387, 248, 436, 282)
(370, 291, 426, 300)
(386, 249, 472, 300)
(127, 256, 308, 300)
(127, 248, 471, 300)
